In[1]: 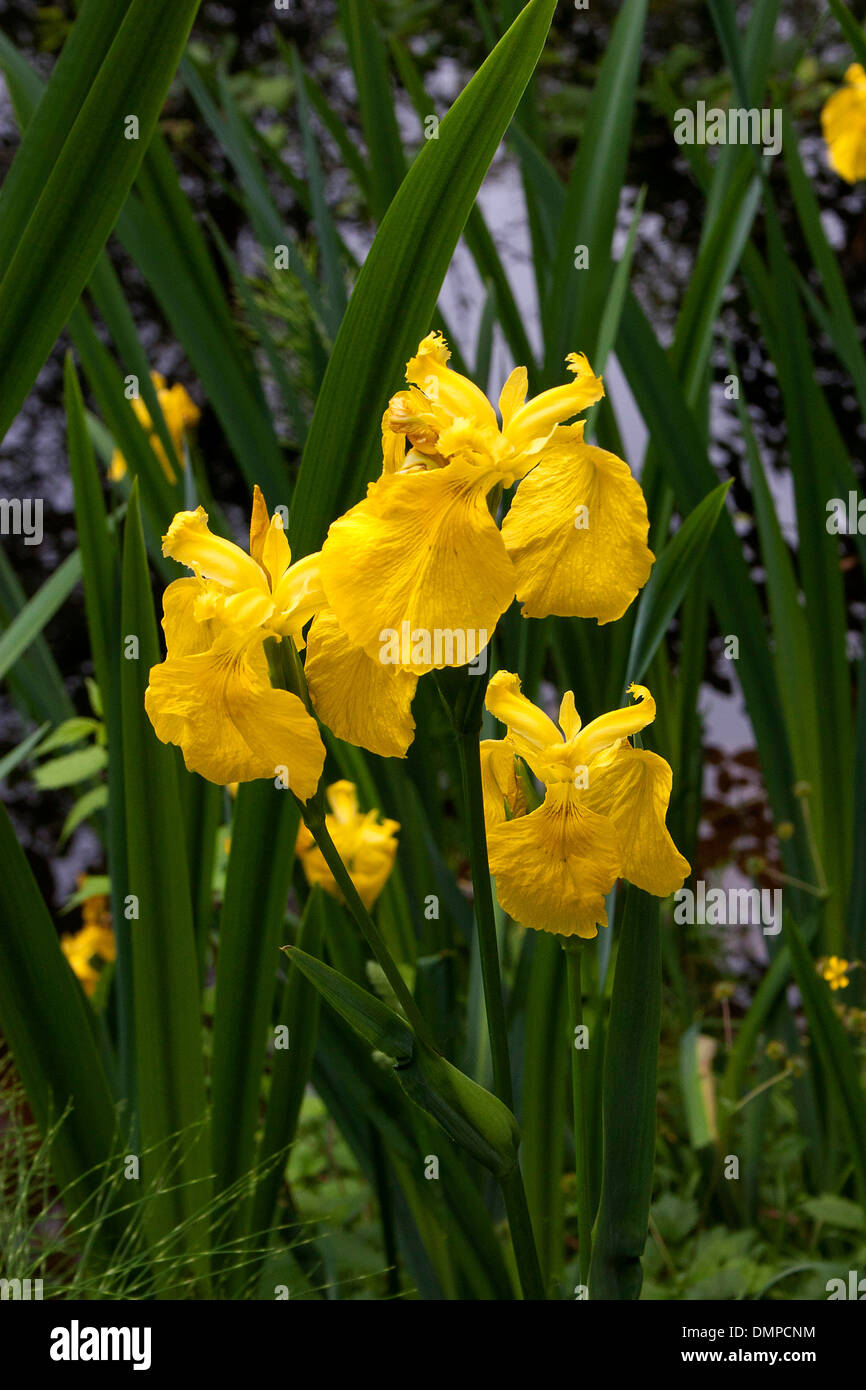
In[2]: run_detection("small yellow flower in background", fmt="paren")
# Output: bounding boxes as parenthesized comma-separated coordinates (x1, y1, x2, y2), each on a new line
(61, 890, 115, 997)
(318, 332, 653, 675)
(146, 486, 326, 793)
(823, 955, 851, 991)
(480, 671, 689, 938)
(109, 372, 201, 483)
(821, 64, 866, 183)
(296, 780, 399, 910)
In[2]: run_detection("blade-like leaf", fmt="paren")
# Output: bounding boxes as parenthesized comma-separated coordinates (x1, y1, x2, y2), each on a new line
(0, 0, 202, 440)
(625, 481, 731, 687)
(120, 483, 211, 1286)
(290, 0, 558, 557)
(589, 887, 661, 1300)
(211, 781, 300, 1252)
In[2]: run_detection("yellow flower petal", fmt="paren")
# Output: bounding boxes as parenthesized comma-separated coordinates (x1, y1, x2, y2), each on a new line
(304, 608, 418, 757)
(108, 449, 128, 481)
(249, 484, 270, 565)
(163, 506, 268, 595)
(503, 354, 604, 455)
(406, 331, 498, 430)
(146, 633, 324, 794)
(480, 738, 527, 830)
(573, 683, 656, 763)
(822, 65, 866, 183)
(161, 576, 216, 657)
(261, 512, 291, 590)
(485, 669, 577, 785)
(558, 690, 581, 740)
(319, 464, 515, 672)
(502, 424, 653, 623)
(224, 657, 325, 802)
(485, 670, 562, 749)
(581, 745, 689, 897)
(498, 366, 528, 429)
(382, 411, 408, 474)
(296, 780, 400, 910)
(487, 783, 621, 938)
(326, 779, 360, 823)
(271, 551, 326, 634)
(162, 382, 200, 433)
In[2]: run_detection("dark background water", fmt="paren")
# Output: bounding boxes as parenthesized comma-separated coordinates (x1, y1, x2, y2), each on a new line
(0, 0, 863, 924)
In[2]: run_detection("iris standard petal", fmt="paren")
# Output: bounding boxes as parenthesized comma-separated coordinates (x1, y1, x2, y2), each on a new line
(249, 484, 271, 565)
(304, 608, 418, 757)
(502, 424, 653, 624)
(319, 464, 515, 673)
(498, 366, 528, 429)
(503, 353, 604, 455)
(261, 513, 292, 590)
(581, 745, 690, 897)
(487, 783, 621, 938)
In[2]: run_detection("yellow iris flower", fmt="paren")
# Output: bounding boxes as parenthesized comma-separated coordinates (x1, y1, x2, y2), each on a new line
(296, 780, 399, 910)
(61, 892, 115, 997)
(318, 332, 653, 674)
(109, 372, 201, 483)
(145, 487, 327, 795)
(821, 64, 866, 184)
(480, 671, 689, 939)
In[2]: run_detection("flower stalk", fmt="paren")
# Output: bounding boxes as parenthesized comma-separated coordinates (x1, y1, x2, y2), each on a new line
(441, 666, 545, 1300)
(563, 936, 592, 1287)
(295, 799, 434, 1049)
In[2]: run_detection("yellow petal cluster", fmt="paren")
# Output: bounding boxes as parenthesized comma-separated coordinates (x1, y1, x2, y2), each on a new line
(296, 780, 399, 910)
(109, 372, 201, 483)
(319, 333, 653, 673)
(481, 671, 689, 938)
(823, 955, 851, 991)
(822, 64, 866, 184)
(145, 488, 327, 794)
(61, 892, 115, 997)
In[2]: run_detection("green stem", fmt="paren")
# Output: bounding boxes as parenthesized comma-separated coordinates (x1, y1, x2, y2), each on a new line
(266, 632, 433, 1048)
(456, 729, 546, 1301)
(564, 938, 592, 1286)
(298, 803, 435, 1049)
(456, 730, 514, 1108)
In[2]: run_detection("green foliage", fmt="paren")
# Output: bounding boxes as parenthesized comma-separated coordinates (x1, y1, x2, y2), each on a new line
(0, 0, 863, 1303)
